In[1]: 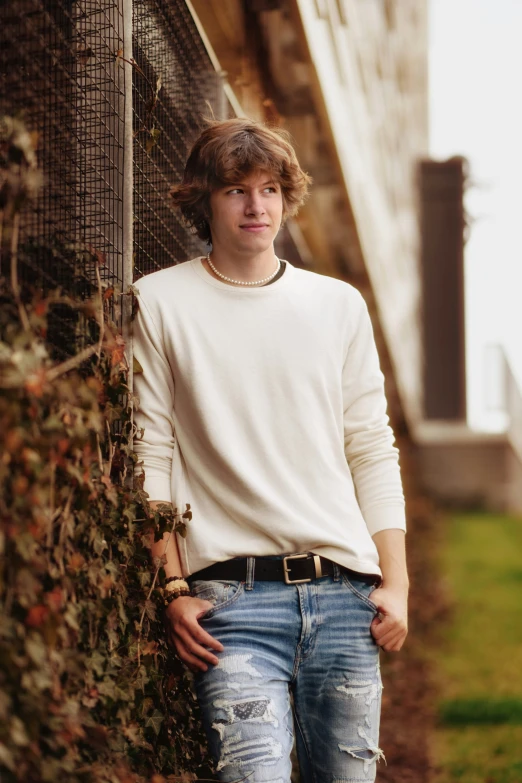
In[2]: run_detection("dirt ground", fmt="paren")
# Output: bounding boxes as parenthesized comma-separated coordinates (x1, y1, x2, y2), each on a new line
(376, 444, 447, 783)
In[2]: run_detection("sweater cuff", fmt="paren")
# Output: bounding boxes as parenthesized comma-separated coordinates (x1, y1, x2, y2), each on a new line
(363, 504, 407, 536)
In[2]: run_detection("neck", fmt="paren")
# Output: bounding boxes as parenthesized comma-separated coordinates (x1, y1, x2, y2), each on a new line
(205, 247, 280, 286)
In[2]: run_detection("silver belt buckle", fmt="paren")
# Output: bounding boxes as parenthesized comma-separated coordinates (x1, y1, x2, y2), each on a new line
(283, 553, 322, 584)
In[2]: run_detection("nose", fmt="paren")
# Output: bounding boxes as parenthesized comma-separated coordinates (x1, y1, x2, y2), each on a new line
(245, 191, 265, 216)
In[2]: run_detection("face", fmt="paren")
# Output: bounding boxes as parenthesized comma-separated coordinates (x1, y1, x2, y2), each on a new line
(208, 169, 284, 256)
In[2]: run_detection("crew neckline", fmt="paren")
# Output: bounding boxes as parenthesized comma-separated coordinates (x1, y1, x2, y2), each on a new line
(191, 256, 294, 293)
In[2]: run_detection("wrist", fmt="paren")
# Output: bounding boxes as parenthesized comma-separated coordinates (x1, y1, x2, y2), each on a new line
(162, 577, 191, 606)
(381, 578, 409, 593)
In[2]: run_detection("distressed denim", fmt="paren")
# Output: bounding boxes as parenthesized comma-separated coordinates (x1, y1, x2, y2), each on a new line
(191, 559, 384, 783)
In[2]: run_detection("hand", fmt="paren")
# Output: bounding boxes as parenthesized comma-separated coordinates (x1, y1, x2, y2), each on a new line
(164, 595, 224, 672)
(369, 584, 408, 652)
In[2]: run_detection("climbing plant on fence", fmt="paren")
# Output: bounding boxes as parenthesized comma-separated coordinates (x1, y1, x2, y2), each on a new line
(0, 117, 211, 782)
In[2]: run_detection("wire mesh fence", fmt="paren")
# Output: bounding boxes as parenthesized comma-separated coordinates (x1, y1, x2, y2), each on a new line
(0, 0, 225, 356)
(0, 0, 126, 357)
(132, 0, 223, 279)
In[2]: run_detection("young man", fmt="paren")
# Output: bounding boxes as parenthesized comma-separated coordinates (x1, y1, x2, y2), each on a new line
(132, 118, 408, 783)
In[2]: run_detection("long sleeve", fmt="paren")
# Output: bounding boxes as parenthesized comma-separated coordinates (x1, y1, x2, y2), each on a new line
(342, 294, 406, 536)
(132, 286, 176, 501)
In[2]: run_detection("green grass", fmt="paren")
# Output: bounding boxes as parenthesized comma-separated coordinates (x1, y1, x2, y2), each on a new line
(437, 512, 522, 699)
(439, 697, 522, 726)
(432, 512, 522, 781)
(434, 726, 522, 783)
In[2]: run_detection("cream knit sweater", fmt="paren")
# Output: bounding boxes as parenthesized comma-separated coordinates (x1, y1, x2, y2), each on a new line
(132, 257, 406, 577)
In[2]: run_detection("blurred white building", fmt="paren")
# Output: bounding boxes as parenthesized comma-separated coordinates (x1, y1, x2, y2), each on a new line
(192, 0, 522, 512)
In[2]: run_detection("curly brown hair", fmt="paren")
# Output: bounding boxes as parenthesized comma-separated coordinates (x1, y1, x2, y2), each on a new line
(169, 118, 311, 245)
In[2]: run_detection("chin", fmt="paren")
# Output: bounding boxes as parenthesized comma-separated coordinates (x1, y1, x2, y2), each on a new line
(242, 236, 275, 252)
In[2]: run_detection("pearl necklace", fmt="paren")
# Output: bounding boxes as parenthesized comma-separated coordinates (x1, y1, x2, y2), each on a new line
(206, 252, 281, 287)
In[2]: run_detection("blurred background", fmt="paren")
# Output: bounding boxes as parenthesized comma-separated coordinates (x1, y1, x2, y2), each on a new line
(1, 1, 521, 781)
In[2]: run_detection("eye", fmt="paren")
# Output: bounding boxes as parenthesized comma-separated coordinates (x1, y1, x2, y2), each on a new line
(226, 187, 243, 195)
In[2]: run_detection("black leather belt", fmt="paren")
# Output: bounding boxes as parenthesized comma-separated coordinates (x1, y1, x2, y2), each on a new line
(189, 553, 380, 586)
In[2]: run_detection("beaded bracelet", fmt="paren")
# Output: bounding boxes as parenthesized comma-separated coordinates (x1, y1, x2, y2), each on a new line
(164, 575, 184, 585)
(164, 579, 189, 592)
(164, 588, 191, 607)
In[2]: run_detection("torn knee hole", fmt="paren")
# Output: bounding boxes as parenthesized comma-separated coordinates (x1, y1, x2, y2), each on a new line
(339, 727, 386, 774)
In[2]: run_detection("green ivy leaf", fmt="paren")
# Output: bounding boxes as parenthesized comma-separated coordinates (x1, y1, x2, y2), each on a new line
(138, 570, 151, 588)
(0, 690, 12, 721)
(0, 271, 208, 780)
(117, 538, 133, 558)
(0, 741, 15, 771)
(116, 595, 129, 627)
(25, 634, 47, 666)
(143, 599, 157, 622)
(145, 127, 161, 154)
(14, 532, 38, 561)
(63, 603, 80, 631)
(87, 651, 106, 678)
(144, 709, 164, 736)
(122, 722, 153, 750)
(10, 716, 30, 747)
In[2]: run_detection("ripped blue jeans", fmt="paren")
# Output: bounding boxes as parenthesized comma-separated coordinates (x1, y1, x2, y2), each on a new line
(191, 559, 384, 783)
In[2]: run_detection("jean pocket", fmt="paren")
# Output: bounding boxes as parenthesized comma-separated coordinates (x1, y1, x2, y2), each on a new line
(190, 579, 244, 618)
(342, 574, 380, 613)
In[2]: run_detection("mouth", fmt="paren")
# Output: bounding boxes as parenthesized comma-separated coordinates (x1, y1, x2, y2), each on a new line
(240, 224, 269, 233)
